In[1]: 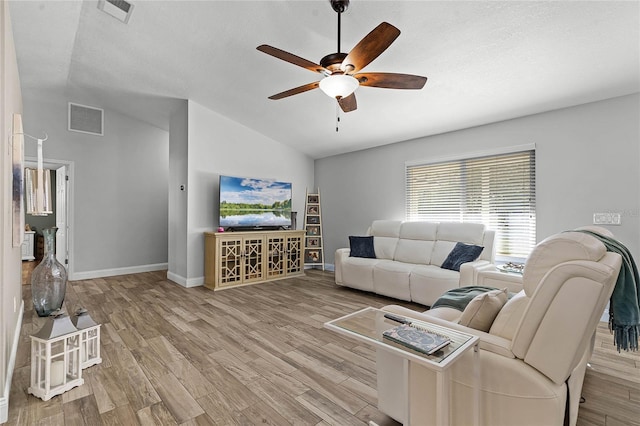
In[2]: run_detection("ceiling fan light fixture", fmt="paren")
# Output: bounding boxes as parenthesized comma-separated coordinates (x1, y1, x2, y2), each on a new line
(319, 74, 359, 99)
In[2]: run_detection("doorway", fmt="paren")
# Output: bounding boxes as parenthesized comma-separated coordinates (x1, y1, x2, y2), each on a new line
(22, 158, 72, 283)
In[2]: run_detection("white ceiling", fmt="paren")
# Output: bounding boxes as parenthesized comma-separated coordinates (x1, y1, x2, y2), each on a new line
(9, 0, 640, 159)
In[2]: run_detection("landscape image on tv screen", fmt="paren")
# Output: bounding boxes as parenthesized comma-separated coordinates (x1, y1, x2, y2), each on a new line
(219, 175, 292, 228)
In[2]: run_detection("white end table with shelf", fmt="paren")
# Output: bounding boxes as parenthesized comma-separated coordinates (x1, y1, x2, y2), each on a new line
(324, 307, 480, 426)
(475, 264, 524, 293)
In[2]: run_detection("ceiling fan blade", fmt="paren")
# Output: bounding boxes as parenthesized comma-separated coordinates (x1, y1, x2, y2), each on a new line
(268, 81, 320, 100)
(340, 22, 401, 74)
(338, 93, 357, 113)
(355, 72, 427, 89)
(257, 45, 327, 74)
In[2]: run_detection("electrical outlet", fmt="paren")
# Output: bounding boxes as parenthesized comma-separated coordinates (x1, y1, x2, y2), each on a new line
(593, 212, 621, 225)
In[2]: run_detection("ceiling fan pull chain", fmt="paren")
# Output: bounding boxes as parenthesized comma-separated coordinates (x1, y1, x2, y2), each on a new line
(336, 103, 341, 132)
(337, 8, 341, 53)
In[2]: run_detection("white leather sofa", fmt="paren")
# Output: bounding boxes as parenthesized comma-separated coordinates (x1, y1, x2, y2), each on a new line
(335, 220, 496, 306)
(376, 227, 622, 426)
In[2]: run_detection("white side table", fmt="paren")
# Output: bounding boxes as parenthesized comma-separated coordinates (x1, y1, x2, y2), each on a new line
(476, 264, 523, 293)
(325, 307, 480, 426)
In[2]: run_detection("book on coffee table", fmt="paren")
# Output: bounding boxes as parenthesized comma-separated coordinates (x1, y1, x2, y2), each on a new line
(383, 324, 451, 355)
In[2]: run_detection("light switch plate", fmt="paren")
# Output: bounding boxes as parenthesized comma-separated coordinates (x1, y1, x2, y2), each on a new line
(593, 212, 621, 225)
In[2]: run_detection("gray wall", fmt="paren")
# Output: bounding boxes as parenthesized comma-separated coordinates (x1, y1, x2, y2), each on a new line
(316, 94, 640, 266)
(168, 101, 188, 279)
(1, 1, 24, 417)
(22, 94, 170, 279)
(168, 100, 314, 285)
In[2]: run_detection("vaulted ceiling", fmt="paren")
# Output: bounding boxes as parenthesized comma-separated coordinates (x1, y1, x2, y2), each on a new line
(9, 1, 640, 159)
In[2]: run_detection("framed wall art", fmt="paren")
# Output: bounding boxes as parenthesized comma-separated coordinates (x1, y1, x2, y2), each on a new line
(12, 113, 25, 247)
(306, 225, 320, 236)
(307, 237, 321, 248)
(304, 249, 322, 264)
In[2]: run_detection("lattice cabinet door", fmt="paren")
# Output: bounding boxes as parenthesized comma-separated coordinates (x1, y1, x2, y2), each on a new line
(204, 230, 306, 290)
(286, 235, 303, 275)
(217, 237, 243, 287)
(267, 234, 286, 278)
(242, 236, 265, 283)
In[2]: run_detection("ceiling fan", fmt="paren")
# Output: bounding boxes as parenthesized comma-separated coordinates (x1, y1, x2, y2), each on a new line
(257, 0, 427, 113)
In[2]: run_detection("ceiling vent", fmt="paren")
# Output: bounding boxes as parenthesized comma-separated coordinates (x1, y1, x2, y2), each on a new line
(97, 0, 134, 24)
(68, 103, 104, 136)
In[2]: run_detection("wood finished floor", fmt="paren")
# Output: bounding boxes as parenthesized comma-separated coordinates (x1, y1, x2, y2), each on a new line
(8, 269, 640, 425)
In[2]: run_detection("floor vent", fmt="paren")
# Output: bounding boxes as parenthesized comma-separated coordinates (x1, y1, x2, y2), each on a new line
(68, 103, 104, 136)
(97, 0, 134, 24)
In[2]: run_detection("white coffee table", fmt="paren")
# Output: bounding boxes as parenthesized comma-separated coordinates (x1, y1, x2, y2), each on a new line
(324, 307, 480, 426)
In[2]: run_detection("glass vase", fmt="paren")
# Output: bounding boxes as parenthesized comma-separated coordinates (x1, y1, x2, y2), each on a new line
(31, 227, 68, 317)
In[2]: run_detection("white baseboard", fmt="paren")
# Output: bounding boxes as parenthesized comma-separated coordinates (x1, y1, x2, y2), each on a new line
(166, 271, 203, 288)
(304, 263, 335, 272)
(167, 265, 336, 289)
(69, 263, 168, 281)
(1, 299, 24, 424)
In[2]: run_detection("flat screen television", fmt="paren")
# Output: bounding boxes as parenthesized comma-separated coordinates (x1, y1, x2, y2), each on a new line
(219, 175, 292, 229)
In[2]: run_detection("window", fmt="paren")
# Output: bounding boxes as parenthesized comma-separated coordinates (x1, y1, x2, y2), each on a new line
(406, 150, 536, 259)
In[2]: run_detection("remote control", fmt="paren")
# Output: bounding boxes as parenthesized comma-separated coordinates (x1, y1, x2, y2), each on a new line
(384, 313, 412, 325)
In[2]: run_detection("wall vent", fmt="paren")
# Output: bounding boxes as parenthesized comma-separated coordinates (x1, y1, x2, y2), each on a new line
(97, 0, 134, 24)
(68, 103, 104, 136)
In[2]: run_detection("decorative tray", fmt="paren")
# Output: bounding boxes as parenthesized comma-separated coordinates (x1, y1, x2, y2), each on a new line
(497, 262, 524, 274)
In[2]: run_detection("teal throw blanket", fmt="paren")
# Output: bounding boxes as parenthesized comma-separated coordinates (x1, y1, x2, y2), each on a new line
(573, 230, 640, 352)
(430, 286, 500, 311)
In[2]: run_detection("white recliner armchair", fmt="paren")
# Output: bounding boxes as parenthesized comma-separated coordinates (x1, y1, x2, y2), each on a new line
(377, 228, 622, 426)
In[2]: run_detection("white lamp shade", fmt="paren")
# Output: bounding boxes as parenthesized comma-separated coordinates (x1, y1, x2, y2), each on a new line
(319, 74, 359, 99)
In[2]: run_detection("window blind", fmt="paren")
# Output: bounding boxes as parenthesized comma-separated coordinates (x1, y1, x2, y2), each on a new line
(406, 150, 536, 258)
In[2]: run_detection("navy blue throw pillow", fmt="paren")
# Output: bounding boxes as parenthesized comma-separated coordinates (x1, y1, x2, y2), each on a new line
(349, 236, 376, 258)
(441, 242, 484, 271)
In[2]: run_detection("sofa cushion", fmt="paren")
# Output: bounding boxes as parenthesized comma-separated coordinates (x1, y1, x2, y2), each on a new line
(437, 222, 485, 245)
(374, 237, 399, 260)
(409, 265, 461, 307)
(370, 220, 401, 260)
(399, 221, 438, 240)
(424, 307, 463, 322)
(431, 222, 486, 267)
(441, 242, 484, 272)
(458, 288, 508, 332)
(490, 290, 529, 340)
(349, 236, 376, 258)
(394, 239, 435, 265)
(431, 241, 457, 267)
(373, 261, 413, 301)
(339, 257, 380, 292)
(370, 220, 402, 238)
(392, 221, 438, 264)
